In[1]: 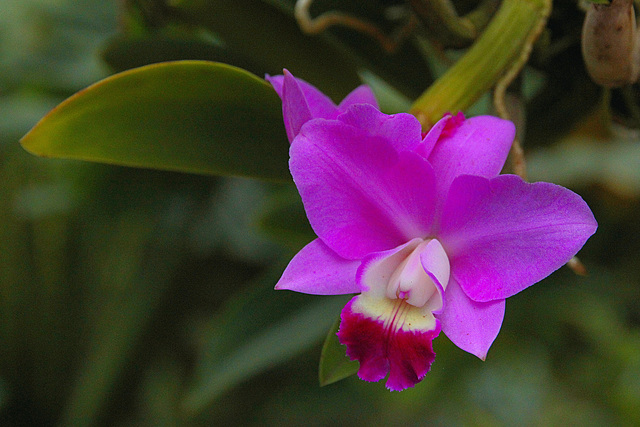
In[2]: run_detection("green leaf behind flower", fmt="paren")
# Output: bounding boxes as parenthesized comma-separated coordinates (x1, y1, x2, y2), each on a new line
(21, 61, 290, 181)
(318, 316, 359, 387)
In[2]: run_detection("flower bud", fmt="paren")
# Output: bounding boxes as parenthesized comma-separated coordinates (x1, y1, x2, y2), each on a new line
(582, 0, 640, 87)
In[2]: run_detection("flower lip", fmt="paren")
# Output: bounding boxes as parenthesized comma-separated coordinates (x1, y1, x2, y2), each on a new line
(338, 296, 440, 391)
(338, 237, 451, 391)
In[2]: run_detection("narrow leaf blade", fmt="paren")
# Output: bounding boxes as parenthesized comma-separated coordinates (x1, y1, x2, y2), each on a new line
(182, 270, 349, 415)
(318, 315, 359, 387)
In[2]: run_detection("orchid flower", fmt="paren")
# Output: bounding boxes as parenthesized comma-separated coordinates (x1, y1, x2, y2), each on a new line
(266, 70, 378, 143)
(271, 73, 597, 391)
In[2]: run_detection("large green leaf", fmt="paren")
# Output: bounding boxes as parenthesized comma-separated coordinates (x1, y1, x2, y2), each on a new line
(21, 61, 290, 181)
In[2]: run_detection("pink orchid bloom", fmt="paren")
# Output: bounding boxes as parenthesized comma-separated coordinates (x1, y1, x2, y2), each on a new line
(266, 70, 378, 143)
(272, 73, 598, 391)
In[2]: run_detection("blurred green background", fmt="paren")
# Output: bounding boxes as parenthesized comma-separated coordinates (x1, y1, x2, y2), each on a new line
(1, 0, 639, 425)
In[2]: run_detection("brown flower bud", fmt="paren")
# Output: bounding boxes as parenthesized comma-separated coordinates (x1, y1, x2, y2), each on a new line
(582, 0, 640, 87)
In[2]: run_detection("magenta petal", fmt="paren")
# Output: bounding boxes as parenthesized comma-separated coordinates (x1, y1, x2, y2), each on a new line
(290, 120, 437, 259)
(282, 71, 337, 118)
(268, 71, 340, 142)
(428, 116, 515, 203)
(275, 238, 360, 295)
(439, 174, 598, 302)
(281, 71, 314, 143)
(437, 277, 505, 360)
(338, 296, 440, 391)
(416, 112, 465, 159)
(268, 72, 338, 120)
(337, 104, 422, 152)
(268, 71, 379, 144)
(265, 74, 285, 98)
(338, 85, 379, 110)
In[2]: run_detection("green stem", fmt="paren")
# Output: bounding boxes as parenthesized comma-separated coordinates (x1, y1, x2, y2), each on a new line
(409, 0, 551, 128)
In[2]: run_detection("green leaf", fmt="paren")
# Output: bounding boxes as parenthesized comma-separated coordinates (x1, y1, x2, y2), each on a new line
(318, 316, 359, 386)
(21, 61, 290, 181)
(182, 268, 349, 416)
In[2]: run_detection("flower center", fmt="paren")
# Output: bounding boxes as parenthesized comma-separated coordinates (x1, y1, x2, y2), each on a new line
(352, 237, 451, 335)
(385, 239, 449, 310)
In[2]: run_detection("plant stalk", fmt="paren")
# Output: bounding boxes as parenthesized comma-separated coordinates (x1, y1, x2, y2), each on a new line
(410, 0, 551, 128)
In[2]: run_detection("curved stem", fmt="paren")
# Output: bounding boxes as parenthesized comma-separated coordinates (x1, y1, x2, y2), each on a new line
(294, 0, 417, 53)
